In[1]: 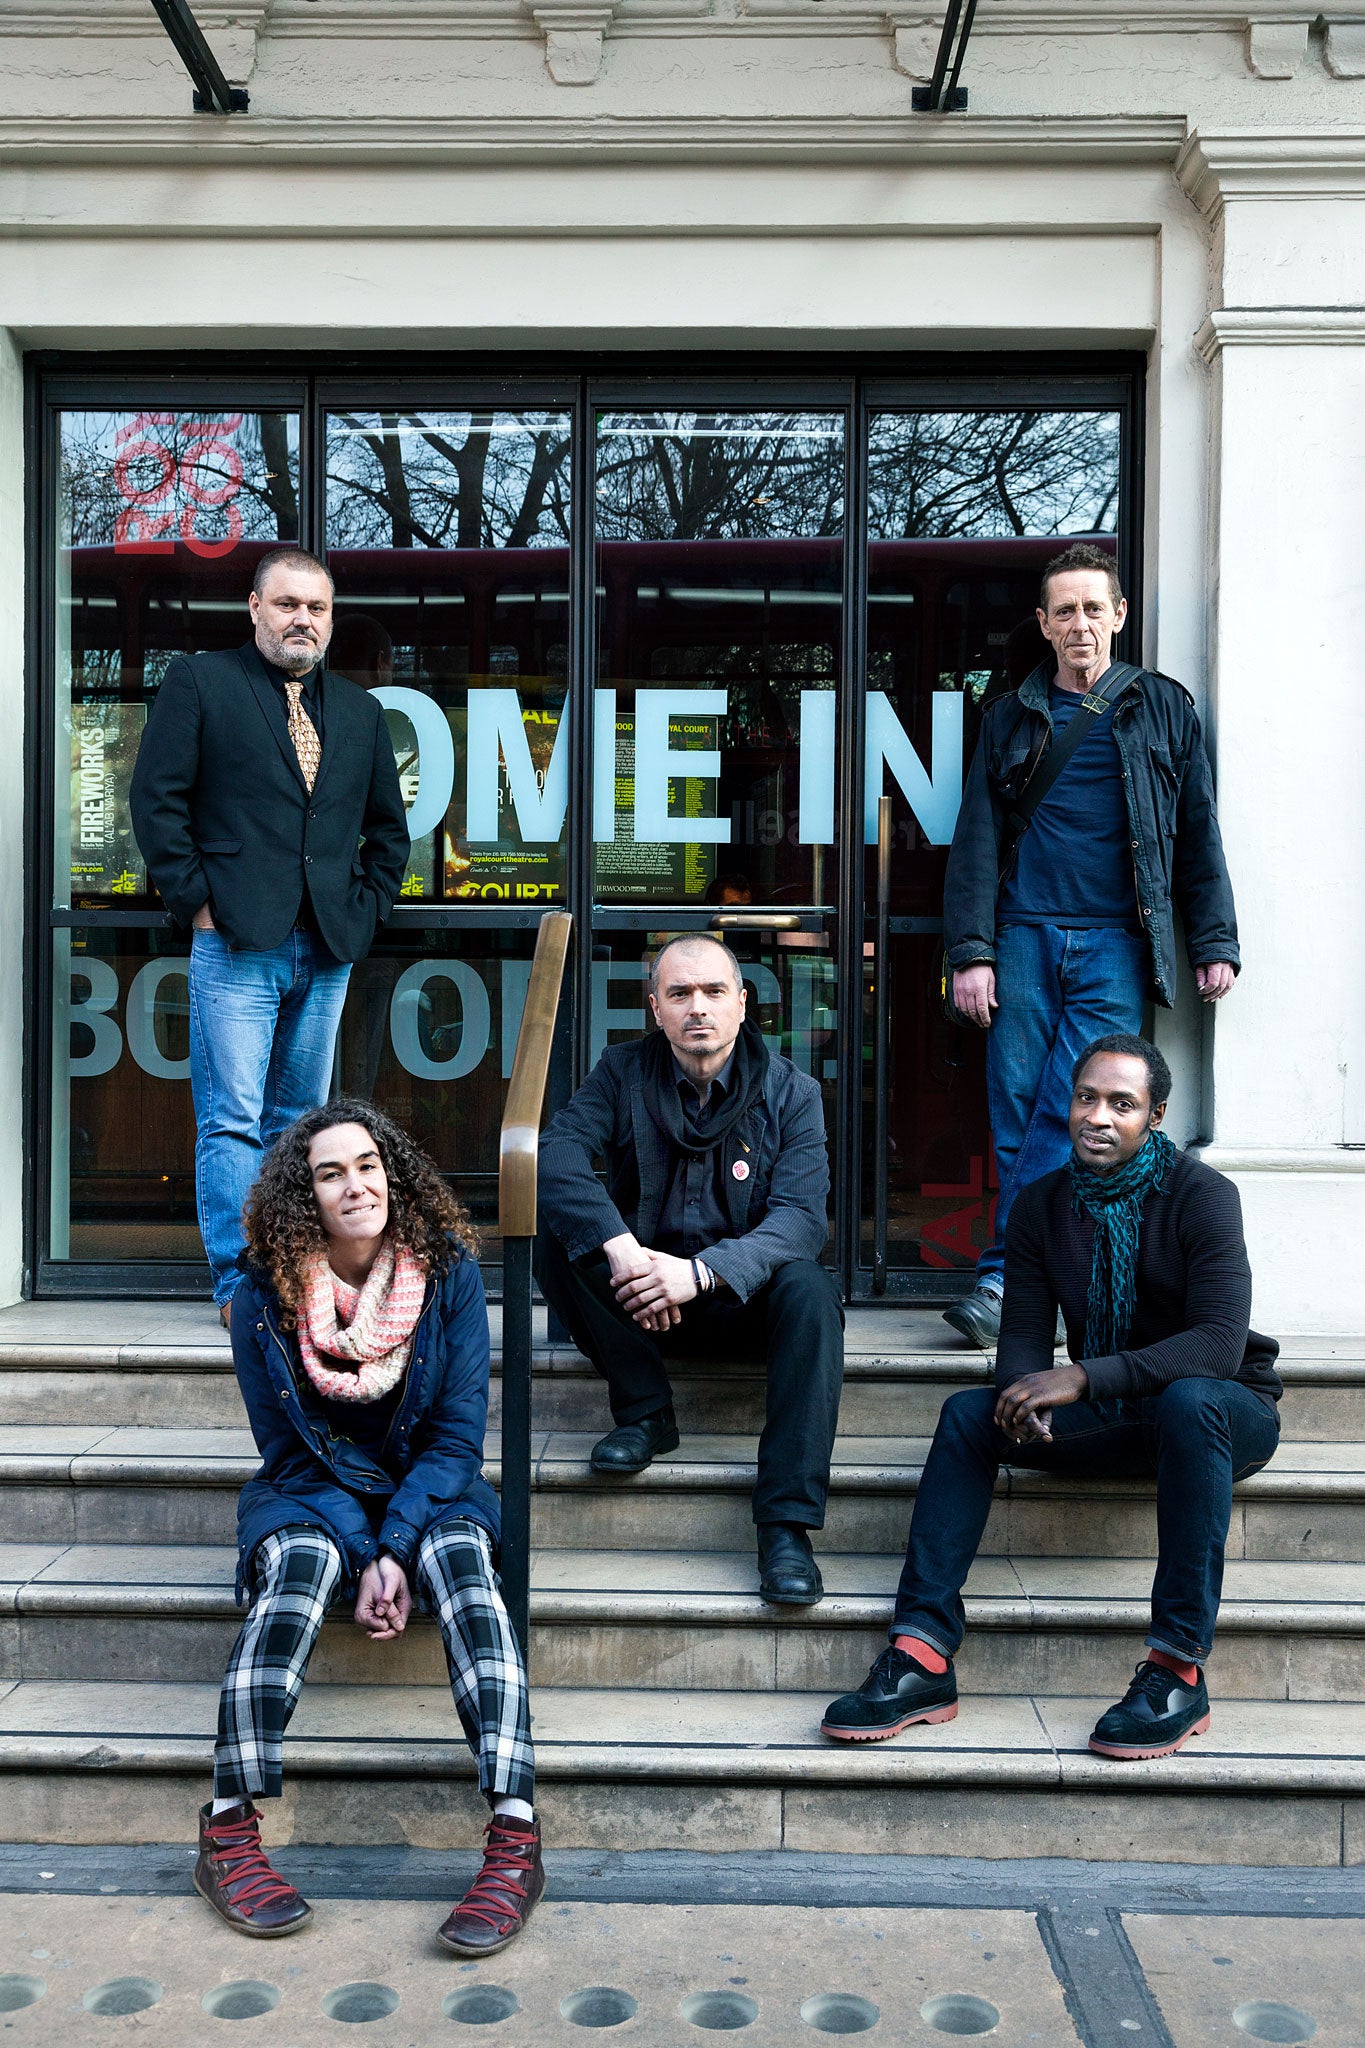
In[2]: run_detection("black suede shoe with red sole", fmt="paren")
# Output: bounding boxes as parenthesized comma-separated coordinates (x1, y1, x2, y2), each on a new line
(821, 1645, 958, 1743)
(1089, 1659, 1210, 1759)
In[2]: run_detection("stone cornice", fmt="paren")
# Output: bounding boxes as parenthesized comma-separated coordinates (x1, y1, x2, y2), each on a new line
(1196, 306, 1365, 357)
(1191, 1144, 1365, 1172)
(1178, 128, 1365, 213)
(0, 0, 1358, 38)
(0, 110, 1187, 168)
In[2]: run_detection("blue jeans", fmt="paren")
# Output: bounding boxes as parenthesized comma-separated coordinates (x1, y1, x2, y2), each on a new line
(892, 1381, 1280, 1666)
(977, 922, 1147, 1290)
(188, 929, 351, 1305)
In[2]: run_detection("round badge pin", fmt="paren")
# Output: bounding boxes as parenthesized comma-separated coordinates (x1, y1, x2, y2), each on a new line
(732, 1159, 750, 1181)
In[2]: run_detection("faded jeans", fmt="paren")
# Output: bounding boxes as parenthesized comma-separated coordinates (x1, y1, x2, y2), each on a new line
(976, 922, 1147, 1291)
(188, 928, 350, 1305)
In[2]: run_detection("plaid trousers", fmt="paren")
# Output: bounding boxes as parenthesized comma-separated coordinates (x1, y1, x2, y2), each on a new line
(214, 1520, 535, 1807)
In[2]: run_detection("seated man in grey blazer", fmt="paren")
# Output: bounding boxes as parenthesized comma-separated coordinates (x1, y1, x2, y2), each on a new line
(535, 934, 844, 1607)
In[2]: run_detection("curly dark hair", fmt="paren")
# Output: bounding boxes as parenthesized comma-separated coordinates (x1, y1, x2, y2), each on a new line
(243, 1097, 477, 1327)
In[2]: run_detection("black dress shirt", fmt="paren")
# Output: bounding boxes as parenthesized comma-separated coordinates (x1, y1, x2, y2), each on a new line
(655, 1052, 735, 1258)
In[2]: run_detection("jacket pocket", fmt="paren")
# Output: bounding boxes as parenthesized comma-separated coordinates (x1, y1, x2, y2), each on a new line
(1147, 744, 1181, 838)
(197, 839, 242, 855)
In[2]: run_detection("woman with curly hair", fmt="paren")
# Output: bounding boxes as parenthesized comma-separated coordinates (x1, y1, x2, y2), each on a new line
(194, 1098, 543, 1957)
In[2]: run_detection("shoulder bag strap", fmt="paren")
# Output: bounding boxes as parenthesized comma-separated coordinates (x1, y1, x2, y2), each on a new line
(1004, 661, 1140, 842)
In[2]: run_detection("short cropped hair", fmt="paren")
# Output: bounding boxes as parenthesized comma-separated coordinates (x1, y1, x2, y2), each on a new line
(252, 546, 335, 598)
(1073, 1033, 1172, 1109)
(1039, 541, 1124, 613)
(648, 933, 743, 999)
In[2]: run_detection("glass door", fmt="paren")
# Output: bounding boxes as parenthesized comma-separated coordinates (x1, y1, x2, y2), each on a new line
(588, 403, 847, 1254)
(856, 395, 1132, 1293)
(321, 391, 575, 1265)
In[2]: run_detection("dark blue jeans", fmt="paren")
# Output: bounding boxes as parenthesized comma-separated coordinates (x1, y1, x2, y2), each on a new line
(977, 922, 1147, 1290)
(892, 1380, 1281, 1666)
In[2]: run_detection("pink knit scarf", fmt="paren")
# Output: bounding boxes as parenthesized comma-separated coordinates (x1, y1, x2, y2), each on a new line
(295, 1240, 427, 1403)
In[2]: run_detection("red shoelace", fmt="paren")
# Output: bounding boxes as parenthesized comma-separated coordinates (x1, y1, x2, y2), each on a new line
(454, 1820, 537, 1933)
(206, 1811, 301, 1917)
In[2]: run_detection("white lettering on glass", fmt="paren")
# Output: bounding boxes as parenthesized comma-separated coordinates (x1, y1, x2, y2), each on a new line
(67, 958, 123, 1078)
(798, 690, 837, 844)
(466, 689, 568, 844)
(389, 960, 491, 1080)
(864, 690, 963, 846)
(632, 689, 731, 845)
(372, 687, 456, 843)
(126, 960, 191, 1080)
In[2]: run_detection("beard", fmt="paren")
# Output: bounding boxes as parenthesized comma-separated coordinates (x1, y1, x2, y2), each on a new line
(257, 619, 331, 672)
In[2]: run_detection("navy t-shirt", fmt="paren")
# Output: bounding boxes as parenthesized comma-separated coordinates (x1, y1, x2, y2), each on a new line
(997, 682, 1139, 929)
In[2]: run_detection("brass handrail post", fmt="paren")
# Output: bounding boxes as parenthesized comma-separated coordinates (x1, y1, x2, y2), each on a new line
(497, 909, 573, 1657)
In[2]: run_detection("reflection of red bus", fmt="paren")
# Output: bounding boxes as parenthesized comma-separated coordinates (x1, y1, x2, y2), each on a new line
(64, 532, 1114, 700)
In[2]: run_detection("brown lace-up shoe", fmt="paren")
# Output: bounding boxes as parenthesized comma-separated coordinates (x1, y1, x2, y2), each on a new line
(194, 1800, 313, 1937)
(436, 1815, 545, 1957)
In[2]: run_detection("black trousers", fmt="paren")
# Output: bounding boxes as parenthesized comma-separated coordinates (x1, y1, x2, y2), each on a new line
(535, 1231, 845, 1528)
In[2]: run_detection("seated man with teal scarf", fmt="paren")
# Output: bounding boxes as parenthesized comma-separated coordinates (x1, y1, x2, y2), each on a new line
(822, 1034, 1282, 1761)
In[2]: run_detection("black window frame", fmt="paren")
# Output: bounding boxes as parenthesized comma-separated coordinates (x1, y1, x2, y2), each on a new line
(24, 350, 1145, 1300)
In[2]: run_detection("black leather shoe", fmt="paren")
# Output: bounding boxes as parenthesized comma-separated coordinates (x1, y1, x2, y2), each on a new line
(589, 1406, 679, 1474)
(942, 1285, 1002, 1350)
(821, 1645, 958, 1742)
(1089, 1660, 1210, 1759)
(757, 1524, 824, 1606)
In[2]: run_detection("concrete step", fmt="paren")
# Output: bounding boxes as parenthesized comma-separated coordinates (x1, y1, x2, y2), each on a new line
(1, 1678, 1362, 1865)
(0, 1301, 1358, 1439)
(3, 1425, 1363, 1558)
(3, 1543, 1364, 1702)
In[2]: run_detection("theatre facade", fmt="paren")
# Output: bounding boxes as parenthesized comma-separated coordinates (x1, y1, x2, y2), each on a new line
(2, 3, 1363, 1329)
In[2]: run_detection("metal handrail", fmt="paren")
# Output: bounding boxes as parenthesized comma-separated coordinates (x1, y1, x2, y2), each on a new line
(872, 793, 892, 1295)
(496, 908, 573, 1655)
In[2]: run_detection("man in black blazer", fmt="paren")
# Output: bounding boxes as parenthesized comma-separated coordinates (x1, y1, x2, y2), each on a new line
(130, 548, 409, 1320)
(534, 934, 845, 1607)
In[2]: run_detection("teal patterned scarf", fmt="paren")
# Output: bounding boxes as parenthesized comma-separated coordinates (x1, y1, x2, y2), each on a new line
(1068, 1129, 1175, 1358)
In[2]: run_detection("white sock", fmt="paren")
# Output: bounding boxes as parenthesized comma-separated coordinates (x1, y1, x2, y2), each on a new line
(211, 1796, 246, 1815)
(492, 1796, 535, 1824)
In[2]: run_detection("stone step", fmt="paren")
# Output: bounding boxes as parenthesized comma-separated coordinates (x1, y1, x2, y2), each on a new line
(3, 1353, 1361, 1443)
(1, 1678, 1362, 1865)
(3, 1426, 1363, 1558)
(3, 1543, 1364, 1702)
(0, 1301, 1358, 1439)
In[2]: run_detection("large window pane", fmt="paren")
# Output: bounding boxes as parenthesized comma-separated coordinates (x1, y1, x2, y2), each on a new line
(594, 411, 844, 906)
(862, 409, 1121, 1275)
(58, 408, 301, 910)
(325, 410, 572, 904)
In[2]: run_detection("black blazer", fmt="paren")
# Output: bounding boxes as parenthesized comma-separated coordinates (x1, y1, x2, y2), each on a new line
(129, 640, 409, 960)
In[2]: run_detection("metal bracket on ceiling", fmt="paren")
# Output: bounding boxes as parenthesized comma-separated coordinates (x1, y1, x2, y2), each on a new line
(149, 0, 249, 113)
(912, 0, 977, 112)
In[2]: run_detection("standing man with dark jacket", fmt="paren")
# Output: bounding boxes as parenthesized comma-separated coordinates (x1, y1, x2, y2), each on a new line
(130, 549, 409, 1322)
(535, 934, 844, 1607)
(941, 541, 1240, 1349)
(822, 1036, 1280, 1761)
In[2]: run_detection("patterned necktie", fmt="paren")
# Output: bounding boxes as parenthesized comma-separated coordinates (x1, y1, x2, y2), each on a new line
(283, 677, 322, 793)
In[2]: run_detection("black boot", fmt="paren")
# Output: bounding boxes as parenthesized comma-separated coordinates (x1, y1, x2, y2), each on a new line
(194, 1800, 313, 1938)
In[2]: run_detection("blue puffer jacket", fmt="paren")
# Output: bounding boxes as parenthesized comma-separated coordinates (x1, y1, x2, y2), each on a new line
(230, 1247, 500, 1602)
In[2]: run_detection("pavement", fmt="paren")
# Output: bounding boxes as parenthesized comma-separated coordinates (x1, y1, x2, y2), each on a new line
(0, 1850, 1361, 2046)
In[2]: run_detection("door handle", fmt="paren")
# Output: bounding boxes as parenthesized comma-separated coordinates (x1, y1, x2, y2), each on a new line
(708, 913, 802, 931)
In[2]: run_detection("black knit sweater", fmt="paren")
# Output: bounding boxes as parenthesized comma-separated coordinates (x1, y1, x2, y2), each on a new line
(996, 1149, 1282, 1409)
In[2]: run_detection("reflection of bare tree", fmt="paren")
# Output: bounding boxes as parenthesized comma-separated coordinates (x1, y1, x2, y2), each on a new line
(325, 413, 571, 550)
(868, 411, 1120, 539)
(60, 414, 297, 545)
(597, 413, 843, 541)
